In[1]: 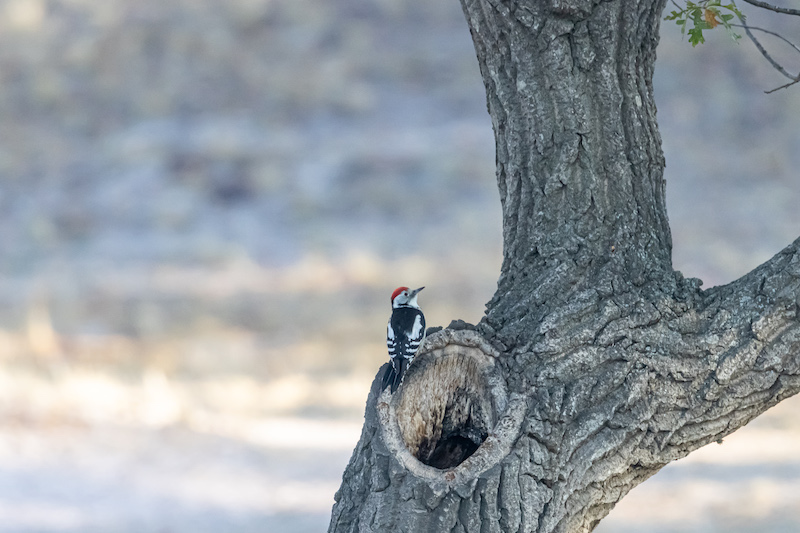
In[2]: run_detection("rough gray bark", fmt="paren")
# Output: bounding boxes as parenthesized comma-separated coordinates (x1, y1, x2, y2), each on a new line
(329, 0, 800, 531)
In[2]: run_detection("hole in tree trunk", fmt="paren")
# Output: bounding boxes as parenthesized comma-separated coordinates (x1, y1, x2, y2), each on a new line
(393, 341, 503, 469)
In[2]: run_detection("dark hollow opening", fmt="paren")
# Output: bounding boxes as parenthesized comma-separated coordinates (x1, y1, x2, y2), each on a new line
(417, 408, 488, 470)
(414, 394, 491, 469)
(424, 432, 486, 469)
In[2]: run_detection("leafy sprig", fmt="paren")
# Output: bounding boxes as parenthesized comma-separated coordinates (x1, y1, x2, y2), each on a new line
(665, 0, 745, 46)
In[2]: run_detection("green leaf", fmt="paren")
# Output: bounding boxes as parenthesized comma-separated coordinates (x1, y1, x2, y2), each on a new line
(688, 26, 706, 46)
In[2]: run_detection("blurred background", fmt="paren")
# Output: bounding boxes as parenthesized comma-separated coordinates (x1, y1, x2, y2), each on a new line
(0, 0, 798, 531)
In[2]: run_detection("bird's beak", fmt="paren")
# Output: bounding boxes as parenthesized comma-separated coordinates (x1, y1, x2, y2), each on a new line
(410, 286, 425, 296)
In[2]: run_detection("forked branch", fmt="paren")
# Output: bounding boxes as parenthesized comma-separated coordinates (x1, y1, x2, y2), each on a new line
(735, 18, 800, 92)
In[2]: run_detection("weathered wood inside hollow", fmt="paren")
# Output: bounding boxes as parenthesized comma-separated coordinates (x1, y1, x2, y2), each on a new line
(394, 332, 507, 468)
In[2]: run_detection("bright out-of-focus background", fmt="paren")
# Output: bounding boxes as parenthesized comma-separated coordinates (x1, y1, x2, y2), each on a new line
(0, 0, 798, 532)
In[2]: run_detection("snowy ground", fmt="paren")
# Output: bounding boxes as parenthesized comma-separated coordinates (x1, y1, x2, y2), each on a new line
(0, 395, 798, 533)
(0, 420, 351, 532)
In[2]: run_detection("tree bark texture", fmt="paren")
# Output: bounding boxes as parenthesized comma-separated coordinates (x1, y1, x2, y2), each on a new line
(329, 0, 800, 531)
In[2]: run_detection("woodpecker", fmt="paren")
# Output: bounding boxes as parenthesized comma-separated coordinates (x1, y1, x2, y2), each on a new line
(382, 286, 426, 393)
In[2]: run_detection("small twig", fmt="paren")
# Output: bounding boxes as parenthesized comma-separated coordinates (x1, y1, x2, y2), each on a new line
(736, 16, 800, 92)
(765, 78, 800, 93)
(731, 23, 800, 54)
(666, 0, 800, 92)
(739, 0, 800, 16)
(738, 16, 799, 82)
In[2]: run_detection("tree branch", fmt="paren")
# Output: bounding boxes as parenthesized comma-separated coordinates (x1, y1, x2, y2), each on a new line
(765, 77, 800, 93)
(734, 22, 800, 54)
(740, 0, 800, 16)
(650, 237, 800, 461)
(730, 17, 800, 92)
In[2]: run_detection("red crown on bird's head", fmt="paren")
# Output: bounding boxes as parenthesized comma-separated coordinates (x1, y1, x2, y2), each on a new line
(391, 286, 409, 302)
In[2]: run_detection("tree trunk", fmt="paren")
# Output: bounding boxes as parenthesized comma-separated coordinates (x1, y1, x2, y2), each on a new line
(329, 0, 800, 531)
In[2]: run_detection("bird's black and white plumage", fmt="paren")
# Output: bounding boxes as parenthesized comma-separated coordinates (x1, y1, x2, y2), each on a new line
(382, 286, 426, 393)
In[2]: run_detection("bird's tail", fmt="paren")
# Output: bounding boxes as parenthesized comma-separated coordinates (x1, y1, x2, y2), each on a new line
(382, 357, 409, 393)
(381, 363, 396, 392)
